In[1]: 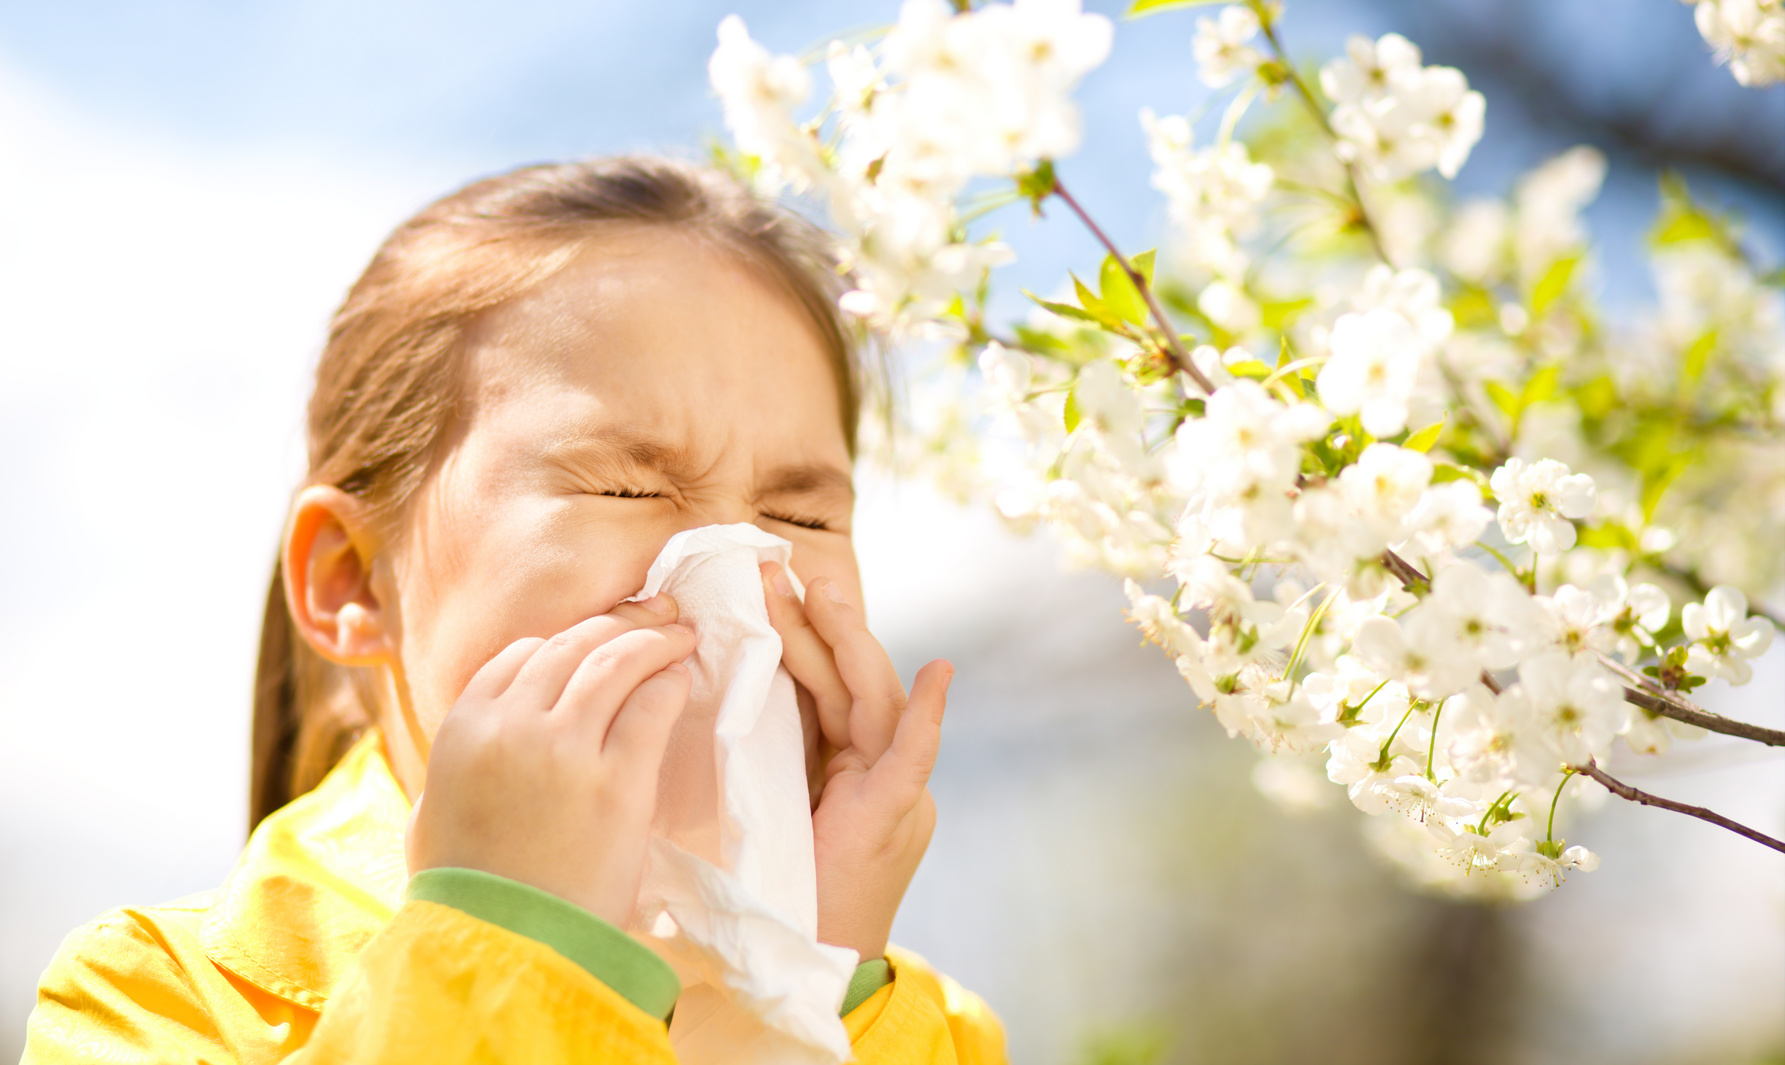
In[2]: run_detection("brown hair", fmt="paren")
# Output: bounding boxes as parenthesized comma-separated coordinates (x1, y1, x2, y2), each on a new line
(250, 155, 862, 831)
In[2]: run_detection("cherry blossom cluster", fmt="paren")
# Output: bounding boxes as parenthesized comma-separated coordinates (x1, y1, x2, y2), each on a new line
(710, 1, 1785, 896)
(1317, 34, 1485, 182)
(1683, 0, 1785, 86)
(710, 0, 1112, 337)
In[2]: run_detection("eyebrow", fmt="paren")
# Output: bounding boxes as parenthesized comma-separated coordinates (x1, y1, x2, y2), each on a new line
(546, 429, 854, 501)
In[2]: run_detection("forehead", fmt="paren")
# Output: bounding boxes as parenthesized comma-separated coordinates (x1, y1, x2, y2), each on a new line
(458, 227, 850, 465)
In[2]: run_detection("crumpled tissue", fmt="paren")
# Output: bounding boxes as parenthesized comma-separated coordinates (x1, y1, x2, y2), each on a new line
(625, 523, 858, 1065)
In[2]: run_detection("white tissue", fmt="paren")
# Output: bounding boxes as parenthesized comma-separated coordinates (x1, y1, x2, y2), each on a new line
(625, 524, 857, 1065)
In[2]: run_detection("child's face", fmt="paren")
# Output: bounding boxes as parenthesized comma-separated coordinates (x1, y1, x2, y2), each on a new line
(384, 228, 858, 746)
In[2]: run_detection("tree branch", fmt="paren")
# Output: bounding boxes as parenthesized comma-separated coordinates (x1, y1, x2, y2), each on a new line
(1620, 685, 1785, 748)
(1571, 760, 1785, 855)
(1049, 178, 1217, 395)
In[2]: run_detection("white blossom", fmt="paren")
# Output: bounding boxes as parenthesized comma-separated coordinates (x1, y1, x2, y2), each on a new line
(1339, 442, 1433, 538)
(1192, 5, 1264, 88)
(709, 17, 826, 192)
(1199, 279, 1262, 335)
(1405, 480, 1493, 553)
(1428, 818, 1527, 875)
(1352, 615, 1479, 699)
(1124, 580, 1206, 659)
(1489, 458, 1597, 554)
(1513, 147, 1605, 281)
(1418, 563, 1538, 672)
(1316, 307, 1423, 436)
(1538, 583, 1620, 660)
(1321, 34, 1485, 182)
(1319, 33, 1425, 106)
(1515, 842, 1599, 890)
(1142, 109, 1274, 278)
(1513, 650, 1627, 766)
(1595, 576, 1671, 664)
(1352, 265, 1455, 353)
(1440, 199, 1511, 284)
(1682, 585, 1776, 683)
(1690, 0, 1785, 86)
(977, 342, 1033, 405)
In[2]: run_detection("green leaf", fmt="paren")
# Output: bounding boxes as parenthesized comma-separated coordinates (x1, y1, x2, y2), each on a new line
(1574, 375, 1618, 421)
(1432, 462, 1490, 489)
(1448, 287, 1497, 329)
(1640, 455, 1693, 522)
(1125, 0, 1224, 16)
(1652, 208, 1720, 247)
(1073, 272, 1106, 310)
(1484, 381, 1520, 419)
(1403, 420, 1445, 453)
(1063, 389, 1082, 433)
(1577, 521, 1640, 552)
(1012, 324, 1070, 354)
(1275, 337, 1305, 398)
(1681, 330, 1718, 383)
(1260, 297, 1313, 331)
(1132, 248, 1156, 288)
(1530, 254, 1580, 317)
(1099, 254, 1149, 326)
(1521, 363, 1561, 407)
(1650, 171, 1735, 253)
(1023, 289, 1104, 325)
(1225, 359, 1272, 379)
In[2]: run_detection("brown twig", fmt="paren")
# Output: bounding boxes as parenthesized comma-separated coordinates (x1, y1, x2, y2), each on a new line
(1048, 178, 1217, 396)
(1571, 760, 1785, 855)
(1620, 685, 1785, 748)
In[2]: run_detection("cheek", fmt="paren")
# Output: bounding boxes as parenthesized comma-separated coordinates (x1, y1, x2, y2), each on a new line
(392, 494, 668, 730)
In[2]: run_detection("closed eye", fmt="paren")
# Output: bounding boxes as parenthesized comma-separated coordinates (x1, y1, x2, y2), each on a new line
(762, 510, 832, 532)
(595, 486, 662, 499)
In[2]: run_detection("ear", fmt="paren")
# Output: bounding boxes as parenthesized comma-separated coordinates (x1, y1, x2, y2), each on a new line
(283, 485, 395, 667)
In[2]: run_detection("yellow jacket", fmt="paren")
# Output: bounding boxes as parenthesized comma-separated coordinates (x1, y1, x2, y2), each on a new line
(25, 734, 1005, 1064)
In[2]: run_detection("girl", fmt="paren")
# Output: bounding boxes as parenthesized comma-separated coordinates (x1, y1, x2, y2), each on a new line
(26, 157, 1005, 1064)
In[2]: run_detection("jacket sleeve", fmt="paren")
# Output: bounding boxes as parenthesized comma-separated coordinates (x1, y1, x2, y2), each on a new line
(292, 899, 678, 1064)
(24, 899, 680, 1065)
(844, 948, 1008, 1065)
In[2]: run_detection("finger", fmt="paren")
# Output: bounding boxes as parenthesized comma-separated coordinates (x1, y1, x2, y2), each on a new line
(761, 562, 853, 749)
(803, 577, 907, 759)
(506, 594, 680, 707)
(604, 662, 693, 789)
(864, 659, 951, 807)
(554, 623, 696, 736)
(461, 636, 548, 701)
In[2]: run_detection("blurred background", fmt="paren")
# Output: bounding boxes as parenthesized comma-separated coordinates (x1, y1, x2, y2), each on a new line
(1, 1, 1781, 1063)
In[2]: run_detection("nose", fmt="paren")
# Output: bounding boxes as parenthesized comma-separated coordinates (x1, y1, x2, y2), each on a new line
(672, 491, 760, 534)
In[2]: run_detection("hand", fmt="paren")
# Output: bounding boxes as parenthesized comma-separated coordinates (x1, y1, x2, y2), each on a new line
(760, 562, 951, 962)
(406, 595, 695, 928)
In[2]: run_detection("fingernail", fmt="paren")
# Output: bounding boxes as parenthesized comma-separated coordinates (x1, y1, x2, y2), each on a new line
(640, 594, 674, 616)
(665, 661, 689, 676)
(665, 622, 693, 636)
(771, 567, 796, 600)
(819, 579, 847, 605)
